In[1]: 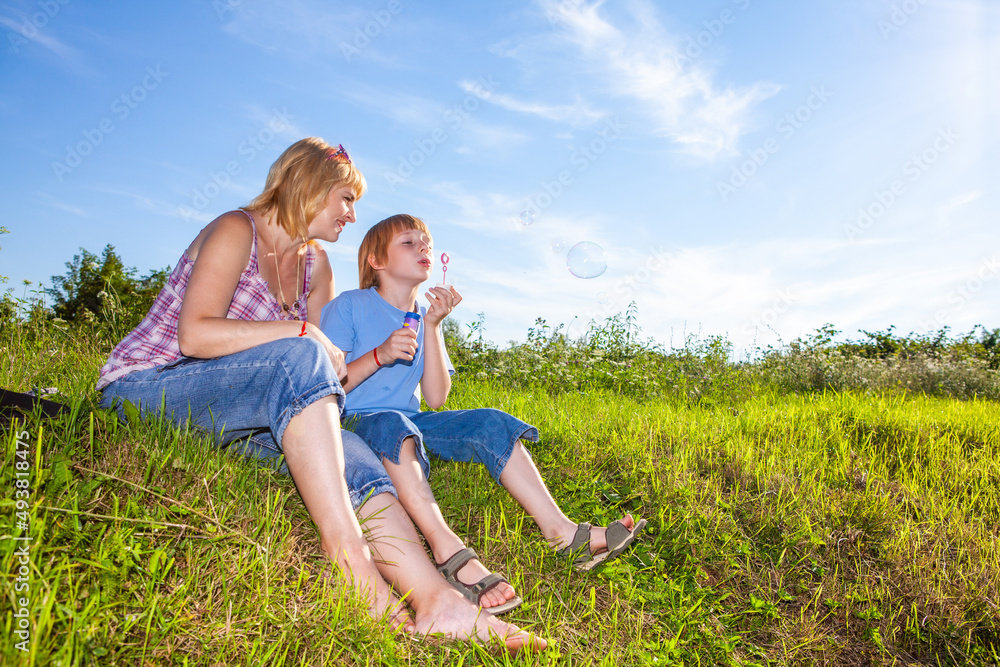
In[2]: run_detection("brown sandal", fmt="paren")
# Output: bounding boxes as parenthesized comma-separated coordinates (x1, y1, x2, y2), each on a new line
(557, 518, 647, 571)
(435, 547, 523, 615)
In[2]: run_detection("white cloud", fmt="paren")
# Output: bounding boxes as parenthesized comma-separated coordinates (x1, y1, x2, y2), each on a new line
(0, 14, 79, 61)
(488, 0, 780, 158)
(459, 80, 604, 127)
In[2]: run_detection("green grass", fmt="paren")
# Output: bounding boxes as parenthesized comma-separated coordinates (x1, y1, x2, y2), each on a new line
(3, 316, 1000, 665)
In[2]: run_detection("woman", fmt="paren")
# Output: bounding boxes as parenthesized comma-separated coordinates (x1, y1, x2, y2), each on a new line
(97, 138, 544, 652)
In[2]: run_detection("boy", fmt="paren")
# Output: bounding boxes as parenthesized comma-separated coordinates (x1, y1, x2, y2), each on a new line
(320, 214, 645, 614)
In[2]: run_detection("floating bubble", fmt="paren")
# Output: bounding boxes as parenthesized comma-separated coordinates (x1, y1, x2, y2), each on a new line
(597, 291, 610, 305)
(519, 210, 535, 226)
(566, 241, 607, 279)
(551, 238, 566, 253)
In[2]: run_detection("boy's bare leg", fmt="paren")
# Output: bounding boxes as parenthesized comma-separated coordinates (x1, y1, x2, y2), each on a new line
(499, 442, 635, 555)
(382, 437, 518, 610)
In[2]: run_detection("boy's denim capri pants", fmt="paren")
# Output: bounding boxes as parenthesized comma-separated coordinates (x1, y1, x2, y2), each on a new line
(99, 338, 397, 509)
(346, 408, 539, 482)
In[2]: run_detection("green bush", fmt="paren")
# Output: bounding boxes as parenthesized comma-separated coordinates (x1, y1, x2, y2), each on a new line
(46, 244, 169, 335)
(445, 313, 1000, 404)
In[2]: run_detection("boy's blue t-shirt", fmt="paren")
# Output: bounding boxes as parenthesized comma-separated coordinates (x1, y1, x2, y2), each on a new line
(320, 287, 453, 417)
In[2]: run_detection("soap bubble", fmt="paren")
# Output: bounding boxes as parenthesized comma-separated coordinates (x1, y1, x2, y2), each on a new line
(566, 242, 607, 279)
(551, 238, 566, 253)
(597, 291, 610, 305)
(519, 210, 535, 226)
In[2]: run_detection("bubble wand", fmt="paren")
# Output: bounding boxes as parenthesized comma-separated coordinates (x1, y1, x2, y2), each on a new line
(440, 252, 450, 285)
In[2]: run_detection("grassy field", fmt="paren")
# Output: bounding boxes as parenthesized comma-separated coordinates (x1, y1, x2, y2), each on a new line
(2, 314, 1000, 665)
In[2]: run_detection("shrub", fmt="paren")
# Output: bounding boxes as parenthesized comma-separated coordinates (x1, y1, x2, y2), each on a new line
(46, 244, 168, 333)
(446, 314, 1000, 404)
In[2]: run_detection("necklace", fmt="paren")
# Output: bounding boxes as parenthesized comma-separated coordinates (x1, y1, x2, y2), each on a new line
(270, 231, 302, 319)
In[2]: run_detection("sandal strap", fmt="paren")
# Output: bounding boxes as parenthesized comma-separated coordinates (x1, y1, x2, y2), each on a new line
(469, 572, 508, 597)
(436, 547, 478, 580)
(556, 522, 592, 558)
(604, 520, 633, 551)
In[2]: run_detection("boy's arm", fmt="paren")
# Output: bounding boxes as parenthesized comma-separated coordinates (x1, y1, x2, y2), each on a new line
(323, 290, 420, 394)
(343, 327, 416, 393)
(420, 286, 461, 409)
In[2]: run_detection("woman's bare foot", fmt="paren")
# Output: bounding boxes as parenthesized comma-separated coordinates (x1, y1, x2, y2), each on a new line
(550, 514, 636, 557)
(326, 541, 416, 633)
(412, 587, 547, 653)
(434, 546, 519, 610)
(375, 584, 416, 634)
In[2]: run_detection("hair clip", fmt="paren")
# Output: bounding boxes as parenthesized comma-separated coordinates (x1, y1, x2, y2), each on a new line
(326, 144, 351, 163)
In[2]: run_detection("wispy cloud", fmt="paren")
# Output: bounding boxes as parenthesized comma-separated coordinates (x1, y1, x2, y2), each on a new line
(34, 192, 88, 218)
(218, 0, 416, 67)
(489, 0, 779, 159)
(337, 83, 446, 128)
(0, 13, 80, 62)
(458, 80, 604, 127)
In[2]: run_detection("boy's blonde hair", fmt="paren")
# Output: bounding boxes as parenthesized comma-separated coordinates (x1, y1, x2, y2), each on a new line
(358, 214, 432, 290)
(244, 137, 367, 239)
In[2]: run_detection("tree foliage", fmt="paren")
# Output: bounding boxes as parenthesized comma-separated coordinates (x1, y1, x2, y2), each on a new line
(46, 244, 169, 326)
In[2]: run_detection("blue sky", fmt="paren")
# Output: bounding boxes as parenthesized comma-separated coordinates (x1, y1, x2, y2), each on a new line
(1, 0, 997, 353)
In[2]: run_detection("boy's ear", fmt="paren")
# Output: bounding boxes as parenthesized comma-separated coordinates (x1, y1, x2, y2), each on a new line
(367, 252, 384, 271)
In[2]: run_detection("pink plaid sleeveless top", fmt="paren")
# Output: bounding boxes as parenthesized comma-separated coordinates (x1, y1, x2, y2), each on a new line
(97, 210, 316, 390)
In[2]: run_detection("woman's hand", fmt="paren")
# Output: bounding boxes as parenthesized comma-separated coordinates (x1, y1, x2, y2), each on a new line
(424, 286, 462, 327)
(376, 328, 418, 364)
(304, 323, 348, 380)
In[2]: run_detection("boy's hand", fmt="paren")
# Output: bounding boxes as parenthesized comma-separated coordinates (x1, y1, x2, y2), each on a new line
(377, 328, 418, 364)
(424, 286, 463, 327)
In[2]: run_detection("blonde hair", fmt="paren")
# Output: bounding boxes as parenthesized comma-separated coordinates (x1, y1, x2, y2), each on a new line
(244, 137, 366, 239)
(358, 214, 432, 289)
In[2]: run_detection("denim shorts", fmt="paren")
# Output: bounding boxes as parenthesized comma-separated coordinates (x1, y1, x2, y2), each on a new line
(99, 338, 397, 509)
(346, 408, 539, 482)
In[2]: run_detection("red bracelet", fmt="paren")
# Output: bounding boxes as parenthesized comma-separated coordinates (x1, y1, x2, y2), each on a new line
(373, 347, 382, 367)
(298, 321, 308, 337)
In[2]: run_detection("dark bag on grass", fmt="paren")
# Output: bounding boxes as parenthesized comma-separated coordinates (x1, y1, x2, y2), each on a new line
(1, 388, 68, 428)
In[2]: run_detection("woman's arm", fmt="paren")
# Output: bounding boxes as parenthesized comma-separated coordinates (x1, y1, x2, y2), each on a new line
(176, 213, 345, 376)
(307, 245, 335, 327)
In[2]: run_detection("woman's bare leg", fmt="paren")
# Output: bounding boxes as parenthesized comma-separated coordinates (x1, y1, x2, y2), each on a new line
(383, 437, 518, 610)
(281, 396, 406, 624)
